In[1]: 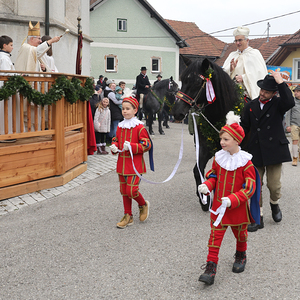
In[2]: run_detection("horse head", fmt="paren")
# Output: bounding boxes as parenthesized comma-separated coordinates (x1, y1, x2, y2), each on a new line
(172, 58, 213, 121)
(172, 58, 238, 123)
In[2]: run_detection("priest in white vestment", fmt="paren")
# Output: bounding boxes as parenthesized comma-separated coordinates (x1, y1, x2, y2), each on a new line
(223, 26, 268, 100)
(14, 21, 60, 131)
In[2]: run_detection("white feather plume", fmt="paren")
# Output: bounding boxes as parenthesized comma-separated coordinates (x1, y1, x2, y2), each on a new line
(122, 87, 136, 99)
(226, 111, 241, 125)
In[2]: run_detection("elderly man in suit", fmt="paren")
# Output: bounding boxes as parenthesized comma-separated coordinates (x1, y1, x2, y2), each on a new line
(241, 70, 294, 231)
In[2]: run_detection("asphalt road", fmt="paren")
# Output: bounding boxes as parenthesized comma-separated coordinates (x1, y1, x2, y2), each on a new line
(0, 122, 299, 299)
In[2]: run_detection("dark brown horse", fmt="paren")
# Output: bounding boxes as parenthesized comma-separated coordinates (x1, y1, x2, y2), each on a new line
(172, 58, 241, 211)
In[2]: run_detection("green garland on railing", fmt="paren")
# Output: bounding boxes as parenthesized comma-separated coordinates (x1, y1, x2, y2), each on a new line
(0, 75, 94, 106)
(188, 83, 245, 155)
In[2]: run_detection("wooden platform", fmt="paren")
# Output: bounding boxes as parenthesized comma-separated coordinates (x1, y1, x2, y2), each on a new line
(0, 72, 89, 201)
(0, 162, 87, 201)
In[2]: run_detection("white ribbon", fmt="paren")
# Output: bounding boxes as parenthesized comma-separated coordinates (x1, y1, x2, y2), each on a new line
(117, 123, 184, 184)
(192, 112, 231, 226)
(191, 112, 208, 205)
(206, 79, 216, 103)
(209, 199, 229, 227)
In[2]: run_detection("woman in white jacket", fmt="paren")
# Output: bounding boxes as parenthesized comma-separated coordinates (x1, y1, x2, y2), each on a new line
(94, 97, 111, 154)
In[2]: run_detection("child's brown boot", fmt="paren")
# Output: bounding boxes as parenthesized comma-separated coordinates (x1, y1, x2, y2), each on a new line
(292, 157, 297, 166)
(139, 200, 150, 222)
(117, 214, 133, 229)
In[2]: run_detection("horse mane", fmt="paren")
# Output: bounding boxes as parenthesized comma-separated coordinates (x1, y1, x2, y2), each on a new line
(180, 58, 239, 124)
(152, 78, 169, 91)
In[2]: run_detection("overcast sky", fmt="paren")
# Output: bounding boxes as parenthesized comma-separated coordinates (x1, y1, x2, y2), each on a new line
(147, 0, 300, 43)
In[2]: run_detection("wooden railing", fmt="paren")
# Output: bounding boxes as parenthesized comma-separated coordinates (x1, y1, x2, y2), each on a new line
(0, 71, 89, 200)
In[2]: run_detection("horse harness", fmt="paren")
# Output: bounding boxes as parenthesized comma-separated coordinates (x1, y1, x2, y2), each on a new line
(176, 74, 220, 134)
(176, 74, 208, 110)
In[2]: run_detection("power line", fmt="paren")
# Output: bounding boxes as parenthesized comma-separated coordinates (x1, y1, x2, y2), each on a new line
(91, 33, 291, 39)
(91, 10, 300, 41)
(209, 10, 300, 35)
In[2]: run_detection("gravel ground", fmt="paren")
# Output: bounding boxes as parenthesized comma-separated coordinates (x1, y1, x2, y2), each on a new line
(0, 122, 299, 300)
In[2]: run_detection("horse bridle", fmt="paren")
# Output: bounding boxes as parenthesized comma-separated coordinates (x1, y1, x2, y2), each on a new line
(176, 75, 219, 133)
(176, 75, 207, 109)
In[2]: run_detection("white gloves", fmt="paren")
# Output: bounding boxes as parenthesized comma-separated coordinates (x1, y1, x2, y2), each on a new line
(123, 141, 131, 151)
(110, 144, 118, 153)
(198, 184, 209, 195)
(221, 197, 231, 208)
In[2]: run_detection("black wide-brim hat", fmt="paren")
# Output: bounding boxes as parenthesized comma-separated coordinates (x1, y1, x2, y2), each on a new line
(257, 75, 278, 91)
(141, 66, 147, 71)
(294, 85, 300, 91)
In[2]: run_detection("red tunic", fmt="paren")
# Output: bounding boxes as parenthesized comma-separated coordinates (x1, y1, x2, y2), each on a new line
(204, 157, 256, 226)
(112, 124, 151, 175)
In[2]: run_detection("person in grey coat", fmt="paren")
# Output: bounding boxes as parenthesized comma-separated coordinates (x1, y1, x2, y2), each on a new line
(241, 71, 295, 232)
(285, 85, 300, 166)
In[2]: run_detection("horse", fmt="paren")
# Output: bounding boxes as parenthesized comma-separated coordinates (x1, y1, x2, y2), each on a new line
(143, 77, 178, 135)
(172, 58, 242, 211)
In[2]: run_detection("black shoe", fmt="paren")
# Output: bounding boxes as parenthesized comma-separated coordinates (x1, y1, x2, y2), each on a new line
(198, 261, 217, 285)
(232, 251, 247, 273)
(247, 216, 264, 232)
(270, 203, 282, 222)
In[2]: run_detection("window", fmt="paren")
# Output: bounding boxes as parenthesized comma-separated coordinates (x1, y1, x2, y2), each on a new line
(294, 59, 300, 81)
(151, 57, 161, 73)
(117, 19, 127, 32)
(105, 55, 117, 72)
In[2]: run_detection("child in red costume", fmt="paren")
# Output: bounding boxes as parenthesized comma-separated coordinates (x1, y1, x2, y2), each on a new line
(110, 95, 152, 229)
(198, 111, 257, 285)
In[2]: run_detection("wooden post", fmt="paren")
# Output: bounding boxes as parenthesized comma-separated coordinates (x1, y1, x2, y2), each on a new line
(53, 98, 65, 175)
(83, 100, 87, 162)
(4, 99, 8, 134)
(12, 94, 16, 133)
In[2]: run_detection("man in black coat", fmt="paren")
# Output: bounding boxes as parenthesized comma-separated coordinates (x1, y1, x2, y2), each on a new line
(136, 66, 151, 117)
(241, 70, 295, 231)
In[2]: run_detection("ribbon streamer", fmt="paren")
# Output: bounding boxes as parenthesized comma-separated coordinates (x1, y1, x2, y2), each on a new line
(117, 123, 184, 184)
(209, 199, 229, 227)
(191, 113, 229, 225)
(206, 79, 216, 103)
(191, 112, 208, 205)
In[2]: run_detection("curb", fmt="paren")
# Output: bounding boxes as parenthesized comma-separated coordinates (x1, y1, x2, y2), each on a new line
(0, 153, 117, 216)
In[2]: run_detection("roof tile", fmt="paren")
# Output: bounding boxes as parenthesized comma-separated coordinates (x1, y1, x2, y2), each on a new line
(165, 19, 226, 57)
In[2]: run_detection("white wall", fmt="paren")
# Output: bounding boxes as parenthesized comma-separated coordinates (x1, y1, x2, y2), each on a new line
(0, 0, 91, 76)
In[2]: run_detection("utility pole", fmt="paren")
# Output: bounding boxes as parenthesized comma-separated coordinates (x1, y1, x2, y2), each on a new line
(267, 22, 270, 42)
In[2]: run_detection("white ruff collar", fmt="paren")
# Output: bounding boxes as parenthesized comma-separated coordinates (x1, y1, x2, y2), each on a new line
(118, 117, 144, 129)
(215, 148, 252, 171)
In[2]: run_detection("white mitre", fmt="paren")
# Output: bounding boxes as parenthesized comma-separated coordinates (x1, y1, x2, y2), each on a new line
(233, 26, 250, 37)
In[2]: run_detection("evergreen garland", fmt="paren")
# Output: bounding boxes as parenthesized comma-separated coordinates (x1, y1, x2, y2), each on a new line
(0, 75, 94, 106)
(189, 83, 245, 155)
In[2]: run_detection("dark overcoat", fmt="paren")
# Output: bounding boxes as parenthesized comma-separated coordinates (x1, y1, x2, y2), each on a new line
(136, 73, 151, 95)
(241, 82, 295, 167)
